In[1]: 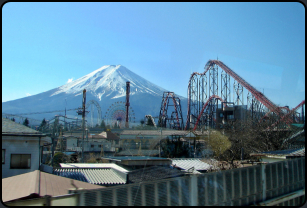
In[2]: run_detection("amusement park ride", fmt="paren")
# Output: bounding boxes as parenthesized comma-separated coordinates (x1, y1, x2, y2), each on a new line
(159, 60, 305, 131)
(3, 60, 305, 131)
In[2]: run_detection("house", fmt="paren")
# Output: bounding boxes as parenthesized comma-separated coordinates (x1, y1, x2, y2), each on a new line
(119, 130, 188, 155)
(63, 130, 120, 157)
(2, 170, 104, 205)
(2, 118, 51, 178)
(250, 147, 305, 163)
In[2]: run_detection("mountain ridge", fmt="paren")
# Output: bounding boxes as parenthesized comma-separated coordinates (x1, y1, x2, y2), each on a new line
(2, 65, 188, 126)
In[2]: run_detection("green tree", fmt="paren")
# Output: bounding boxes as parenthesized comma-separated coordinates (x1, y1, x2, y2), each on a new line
(204, 130, 231, 160)
(23, 118, 29, 127)
(146, 117, 155, 126)
(140, 119, 145, 126)
(39, 118, 47, 132)
(100, 120, 106, 129)
(51, 152, 68, 168)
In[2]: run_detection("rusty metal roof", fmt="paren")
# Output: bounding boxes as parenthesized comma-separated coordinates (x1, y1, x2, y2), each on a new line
(2, 170, 104, 202)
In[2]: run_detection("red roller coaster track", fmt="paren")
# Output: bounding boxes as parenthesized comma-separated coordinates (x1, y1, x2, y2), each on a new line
(185, 60, 304, 130)
(159, 92, 183, 129)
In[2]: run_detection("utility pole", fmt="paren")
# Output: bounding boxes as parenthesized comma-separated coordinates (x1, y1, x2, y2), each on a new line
(125, 81, 130, 128)
(159, 128, 162, 157)
(81, 89, 86, 163)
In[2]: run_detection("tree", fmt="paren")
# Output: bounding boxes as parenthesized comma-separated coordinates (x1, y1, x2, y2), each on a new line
(140, 119, 145, 126)
(39, 118, 47, 132)
(23, 118, 29, 127)
(11, 118, 15, 122)
(146, 117, 155, 126)
(218, 117, 294, 163)
(203, 130, 231, 160)
(100, 120, 106, 129)
(52, 152, 68, 168)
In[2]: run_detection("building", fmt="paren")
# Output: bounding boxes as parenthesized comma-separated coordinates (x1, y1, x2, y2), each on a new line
(2, 170, 103, 205)
(2, 118, 51, 178)
(119, 130, 188, 155)
(63, 130, 121, 158)
(102, 156, 172, 170)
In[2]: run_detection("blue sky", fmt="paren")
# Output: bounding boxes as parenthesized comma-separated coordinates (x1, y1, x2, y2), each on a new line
(2, 2, 305, 110)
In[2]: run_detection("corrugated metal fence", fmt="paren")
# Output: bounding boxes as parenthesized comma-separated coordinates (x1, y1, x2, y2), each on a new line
(74, 157, 305, 206)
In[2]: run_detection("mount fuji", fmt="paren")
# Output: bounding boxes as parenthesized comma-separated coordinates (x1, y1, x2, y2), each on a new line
(2, 65, 187, 126)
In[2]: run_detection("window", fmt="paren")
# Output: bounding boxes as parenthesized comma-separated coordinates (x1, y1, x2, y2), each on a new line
(2, 149, 5, 164)
(91, 145, 94, 148)
(10, 154, 31, 169)
(98, 145, 102, 148)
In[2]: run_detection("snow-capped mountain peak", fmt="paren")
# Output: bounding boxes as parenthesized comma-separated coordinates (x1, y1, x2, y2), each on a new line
(51, 65, 167, 101)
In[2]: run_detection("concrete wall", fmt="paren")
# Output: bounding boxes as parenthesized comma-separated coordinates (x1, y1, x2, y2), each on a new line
(2, 136, 41, 178)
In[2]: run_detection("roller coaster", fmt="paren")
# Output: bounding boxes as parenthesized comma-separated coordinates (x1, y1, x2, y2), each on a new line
(159, 60, 305, 131)
(185, 60, 305, 131)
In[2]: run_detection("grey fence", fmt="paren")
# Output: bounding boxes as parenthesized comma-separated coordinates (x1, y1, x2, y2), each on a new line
(74, 157, 305, 206)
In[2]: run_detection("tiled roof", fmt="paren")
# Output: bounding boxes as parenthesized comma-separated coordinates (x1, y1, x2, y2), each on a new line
(250, 147, 305, 158)
(128, 166, 185, 183)
(54, 168, 126, 185)
(171, 158, 212, 171)
(2, 117, 42, 135)
(116, 149, 159, 156)
(2, 170, 103, 202)
(59, 163, 130, 173)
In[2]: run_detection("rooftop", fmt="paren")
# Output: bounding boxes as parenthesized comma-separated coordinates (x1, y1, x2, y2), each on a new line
(2, 117, 46, 137)
(128, 166, 185, 183)
(250, 147, 305, 158)
(2, 170, 103, 203)
(59, 163, 130, 173)
(120, 129, 188, 136)
(171, 158, 212, 171)
(102, 156, 170, 161)
(54, 168, 126, 185)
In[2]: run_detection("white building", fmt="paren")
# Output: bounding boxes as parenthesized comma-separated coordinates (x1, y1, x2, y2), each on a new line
(2, 118, 51, 178)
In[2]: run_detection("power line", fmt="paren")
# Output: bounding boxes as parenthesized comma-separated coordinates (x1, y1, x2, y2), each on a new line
(2, 108, 79, 116)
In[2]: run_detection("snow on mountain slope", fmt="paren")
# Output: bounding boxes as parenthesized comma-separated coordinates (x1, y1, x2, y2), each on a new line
(2, 64, 188, 125)
(51, 65, 168, 101)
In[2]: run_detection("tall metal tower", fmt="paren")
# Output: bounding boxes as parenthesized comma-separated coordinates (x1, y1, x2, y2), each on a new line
(125, 81, 130, 128)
